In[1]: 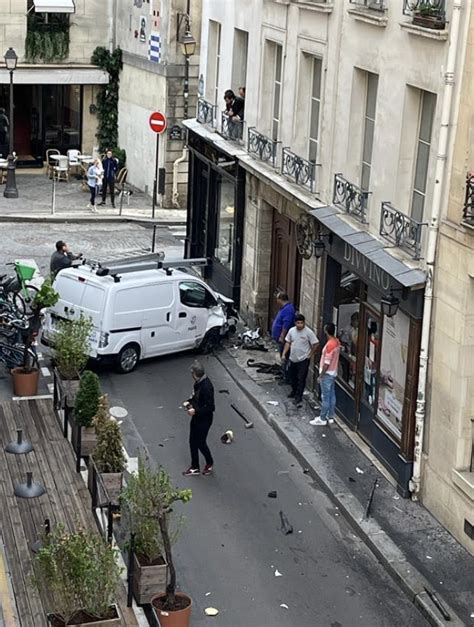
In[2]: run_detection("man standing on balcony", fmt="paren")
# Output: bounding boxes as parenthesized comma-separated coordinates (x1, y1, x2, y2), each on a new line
(98, 149, 118, 208)
(224, 89, 245, 121)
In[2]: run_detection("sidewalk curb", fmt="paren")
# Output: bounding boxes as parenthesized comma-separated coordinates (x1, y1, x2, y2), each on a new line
(216, 349, 465, 627)
(0, 214, 187, 226)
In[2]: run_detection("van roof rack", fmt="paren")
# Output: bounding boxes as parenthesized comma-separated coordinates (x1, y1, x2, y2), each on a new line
(84, 253, 209, 281)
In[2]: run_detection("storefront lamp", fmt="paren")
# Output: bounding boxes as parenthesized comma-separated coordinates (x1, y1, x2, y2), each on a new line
(380, 292, 400, 318)
(180, 31, 197, 57)
(4, 47, 17, 71)
(312, 232, 333, 259)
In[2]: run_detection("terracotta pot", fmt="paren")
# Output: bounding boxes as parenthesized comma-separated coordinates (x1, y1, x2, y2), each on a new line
(133, 553, 168, 605)
(151, 593, 192, 627)
(11, 367, 40, 396)
(47, 603, 121, 626)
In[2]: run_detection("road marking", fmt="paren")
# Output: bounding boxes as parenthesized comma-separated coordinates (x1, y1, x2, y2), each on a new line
(41, 367, 50, 377)
(110, 406, 128, 419)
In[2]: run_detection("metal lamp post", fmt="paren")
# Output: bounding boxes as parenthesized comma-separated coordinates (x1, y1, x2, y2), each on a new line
(4, 47, 18, 199)
(180, 31, 196, 120)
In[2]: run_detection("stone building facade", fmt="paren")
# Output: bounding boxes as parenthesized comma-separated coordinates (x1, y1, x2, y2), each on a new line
(423, 7, 474, 553)
(184, 0, 473, 550)
(116, 0, 202, 208)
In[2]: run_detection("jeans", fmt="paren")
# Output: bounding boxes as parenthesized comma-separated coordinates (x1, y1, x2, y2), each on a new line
(189, 415, 214, 469)
(320, 374, 336, 421)
(88, 185, 96, 206)
(289, 358, 310, 402)
(102, 178, 115, 205)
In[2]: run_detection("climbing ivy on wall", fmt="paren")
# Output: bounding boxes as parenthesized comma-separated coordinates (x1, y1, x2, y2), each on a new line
(91, 47, 125, 163)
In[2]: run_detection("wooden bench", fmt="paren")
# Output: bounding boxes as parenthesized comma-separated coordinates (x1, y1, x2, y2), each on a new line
(0, 399, 138, 627)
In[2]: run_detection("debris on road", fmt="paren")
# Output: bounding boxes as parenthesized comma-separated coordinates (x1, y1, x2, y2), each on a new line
(218, 389, 229, 394)
(280, 603, 289, 609)
(303, 468, 310, 474)
(274, 569, 283, 577)
(221, 430, 234, 444)
(268, 490, 277, 498)
(204, 607, 219, 616)
(267, 400, 279, 406)
(279, 510, 293, 535)
(349, 477, 356, 483)
(231, 403, 254, 429)
(205, 592, 211, 596)
(356, 467, 364, 474)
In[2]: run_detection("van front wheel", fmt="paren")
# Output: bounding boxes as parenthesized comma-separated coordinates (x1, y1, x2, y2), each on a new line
(116, 344, 140, 374)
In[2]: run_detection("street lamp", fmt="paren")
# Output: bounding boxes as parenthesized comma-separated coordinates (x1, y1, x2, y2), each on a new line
(180, 30, 196, 120)
(4, 47, 18, 199)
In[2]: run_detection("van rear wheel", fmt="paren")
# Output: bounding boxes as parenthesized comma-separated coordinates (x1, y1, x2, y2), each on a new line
(116, 344, 140, 374)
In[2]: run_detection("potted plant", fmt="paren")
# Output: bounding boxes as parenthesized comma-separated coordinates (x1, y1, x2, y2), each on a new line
(89, 395, 126, 505)
(34, 523, 122, 626)
(73, 370, 101, 456)
(412, 1, 446, 29)
(11, 279, 59, 397)
(54, 314, 93, 406)
(137, 460, 192, 627)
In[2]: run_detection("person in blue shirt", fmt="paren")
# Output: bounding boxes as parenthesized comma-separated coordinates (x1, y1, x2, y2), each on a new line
(271, 292, 296, 381)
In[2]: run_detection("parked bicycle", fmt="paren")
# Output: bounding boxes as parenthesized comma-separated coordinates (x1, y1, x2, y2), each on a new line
(0, 261, 39, 315)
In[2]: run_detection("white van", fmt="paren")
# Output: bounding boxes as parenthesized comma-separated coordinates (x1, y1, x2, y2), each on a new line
(42, 256, 233, 373)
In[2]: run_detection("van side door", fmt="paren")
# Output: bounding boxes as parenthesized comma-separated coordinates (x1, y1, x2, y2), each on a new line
(175, 281, 217, 349)
(141, 282, 177, 357)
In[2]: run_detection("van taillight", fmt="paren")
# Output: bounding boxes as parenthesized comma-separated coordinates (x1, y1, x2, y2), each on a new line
(78, 277, 85, 282)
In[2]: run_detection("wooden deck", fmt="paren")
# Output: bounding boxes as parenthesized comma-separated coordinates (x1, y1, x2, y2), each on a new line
(0, 399, 138, 627)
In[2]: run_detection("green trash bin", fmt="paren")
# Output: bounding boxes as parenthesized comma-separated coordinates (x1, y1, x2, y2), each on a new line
(15, 262, 36, 282)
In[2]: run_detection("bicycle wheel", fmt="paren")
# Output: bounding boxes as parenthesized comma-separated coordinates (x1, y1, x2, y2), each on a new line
(7, 291, 26, 316)
(0, 343, 24, 368)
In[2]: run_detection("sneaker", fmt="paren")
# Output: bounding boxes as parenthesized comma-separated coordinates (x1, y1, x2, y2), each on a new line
(293, 398, 303, 408)
(90, 206, 98, 213)
(182, 467, 200, 477)
(327, 417, 335, 425)
(202, 464, 213, 476)
(97, 201, 105, 206)
(309, 417, 328, 426)
(287, 391, 296, 398)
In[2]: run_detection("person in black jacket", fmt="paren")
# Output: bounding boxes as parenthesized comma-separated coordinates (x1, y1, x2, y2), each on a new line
(182, 361, 215, 477)
(98, 149, 119, 208)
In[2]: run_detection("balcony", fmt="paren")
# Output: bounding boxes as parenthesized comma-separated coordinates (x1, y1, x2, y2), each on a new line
(379, 202, 425, 259)
(281, 148, 316, 193)
(333, 174, 369, 224)
(403, 0, 446, 30)
(247, 128, 279, 168)
(220, 112, 244, 143)
(25, 12, 70, 62)
(462, 174, 474, 227)
(196, 97, 216, 126)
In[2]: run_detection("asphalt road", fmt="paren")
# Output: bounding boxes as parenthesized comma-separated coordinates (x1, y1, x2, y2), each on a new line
(99, 354, 427, 627)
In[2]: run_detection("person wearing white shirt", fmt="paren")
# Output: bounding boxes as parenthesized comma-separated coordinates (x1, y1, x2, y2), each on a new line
(282, 314, 319, 408)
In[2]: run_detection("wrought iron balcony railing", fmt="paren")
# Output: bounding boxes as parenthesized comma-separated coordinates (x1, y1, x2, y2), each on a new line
(281, 148, 316, 192)
(333, 174, 369, 223)
(350, 0, 386, 9)
(220, 113, 244, 142)
(196, 97, 216, 125)
(247, 128, 279, 167)
(462, 174, 474, 227)
(379, 202, 425, 259)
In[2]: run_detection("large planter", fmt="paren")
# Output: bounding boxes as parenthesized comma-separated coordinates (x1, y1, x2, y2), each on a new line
(133, 553, 168, 605)
(412, 13, 446, 29)
(88, 457, 123, 506)
(11, 367, 40, 396)
(47, 603, 121, 627)
(71, 415, 97, 458)
(151, 593, 192, 627)
(54, 367, 81, 408)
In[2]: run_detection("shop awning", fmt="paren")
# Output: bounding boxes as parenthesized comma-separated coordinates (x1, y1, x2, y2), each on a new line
(309, 205, 427, 290)
(33, 0, 75, 12)
(0, 66, 108, 85)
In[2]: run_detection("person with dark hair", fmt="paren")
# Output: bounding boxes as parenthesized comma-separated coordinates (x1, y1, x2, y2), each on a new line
(310, 322, 341, 426)
(98, 149, 119, 208)
(223, 89, 245, 121)
(282, 314, 319, 408)
(182, 361, 215, 477)
(238, 86, 246, 100)
(272, 291, 296, 382)
(50, 241, 82, 278)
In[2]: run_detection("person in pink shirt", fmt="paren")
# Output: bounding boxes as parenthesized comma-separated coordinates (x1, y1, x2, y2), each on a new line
(310, 322, 340, 426)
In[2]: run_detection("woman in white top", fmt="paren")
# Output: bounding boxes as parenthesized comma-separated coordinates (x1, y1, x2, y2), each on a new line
(86, 159, 102, 212)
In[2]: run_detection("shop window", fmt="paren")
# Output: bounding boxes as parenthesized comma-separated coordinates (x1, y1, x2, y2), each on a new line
(214, 177, 235, 273)
(377, 310, 410, 439)
(334, 270, 364, 391)
(362, 313, 380, 409)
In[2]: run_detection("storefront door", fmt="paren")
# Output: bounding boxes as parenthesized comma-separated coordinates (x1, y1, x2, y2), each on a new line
(269, 211, 301, 325)
(355, 305, 382, 442)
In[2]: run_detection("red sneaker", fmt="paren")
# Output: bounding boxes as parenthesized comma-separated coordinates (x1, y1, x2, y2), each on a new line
(182, 467, 200, 477)
(202, 465, 213, 476)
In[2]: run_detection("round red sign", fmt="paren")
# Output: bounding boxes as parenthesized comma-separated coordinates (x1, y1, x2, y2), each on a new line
(149, 111, 167, 134)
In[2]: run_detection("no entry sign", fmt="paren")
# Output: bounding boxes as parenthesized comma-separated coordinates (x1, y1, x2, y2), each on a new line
(149, 111, 167, 134)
